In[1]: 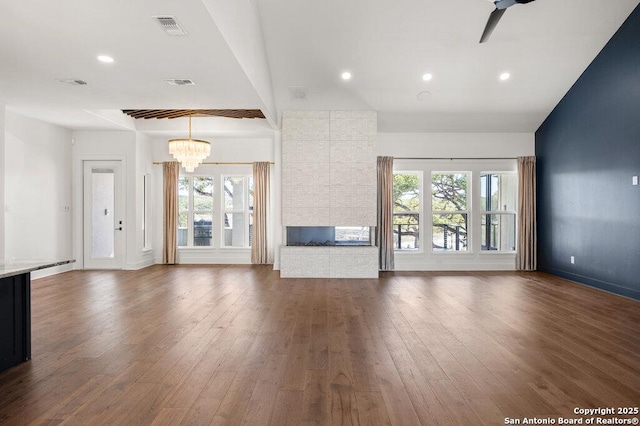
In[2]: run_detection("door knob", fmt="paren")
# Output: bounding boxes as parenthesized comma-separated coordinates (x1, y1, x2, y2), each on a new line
(115, 227, 123, 231)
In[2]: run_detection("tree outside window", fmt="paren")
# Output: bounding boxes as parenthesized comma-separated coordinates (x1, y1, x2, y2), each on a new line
(393, 172, 420, 250)
(432, 173, 468, 251)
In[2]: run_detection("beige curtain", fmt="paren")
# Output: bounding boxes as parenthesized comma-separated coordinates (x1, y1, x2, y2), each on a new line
(163, 161, 179, 265)
(516, 156, 537, 271)
(251, 162, 272, 264)
(376, 156, 395, 271)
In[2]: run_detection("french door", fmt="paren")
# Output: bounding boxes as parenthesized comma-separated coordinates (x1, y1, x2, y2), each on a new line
(83, 161, 124, 269)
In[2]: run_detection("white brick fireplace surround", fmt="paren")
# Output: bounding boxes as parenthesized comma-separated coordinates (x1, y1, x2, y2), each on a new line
(280, 111, 378, 278)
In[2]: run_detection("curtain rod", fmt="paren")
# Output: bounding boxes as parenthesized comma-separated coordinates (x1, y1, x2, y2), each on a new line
(394, 157, 517, 160)
(153, 161, 274, 165)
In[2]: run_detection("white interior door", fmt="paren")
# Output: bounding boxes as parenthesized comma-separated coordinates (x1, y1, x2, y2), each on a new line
(83, 161, 124, 269)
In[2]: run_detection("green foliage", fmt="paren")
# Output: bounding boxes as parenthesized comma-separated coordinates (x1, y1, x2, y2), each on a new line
(393, 173, 419, 212)
(179, 176, 213, 212)
(432, 173, 467, 212)
(431, 173, 468, 249)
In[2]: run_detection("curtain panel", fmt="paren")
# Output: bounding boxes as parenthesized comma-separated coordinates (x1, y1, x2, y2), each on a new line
(162, 161, 179, 265)
(376, 156, 395, 271)
(516, 156, 537, 271)
(251, 162, 272, 264)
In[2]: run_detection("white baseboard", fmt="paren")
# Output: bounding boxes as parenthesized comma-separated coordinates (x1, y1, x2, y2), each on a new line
(125, 257, 156, 270)
(31, 263, 75, 280)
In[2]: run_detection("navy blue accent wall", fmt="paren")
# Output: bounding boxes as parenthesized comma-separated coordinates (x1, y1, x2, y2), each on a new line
(535, 5, 640, 300)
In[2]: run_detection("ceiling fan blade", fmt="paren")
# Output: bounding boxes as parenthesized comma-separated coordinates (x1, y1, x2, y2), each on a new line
(479, 8, 506, 43)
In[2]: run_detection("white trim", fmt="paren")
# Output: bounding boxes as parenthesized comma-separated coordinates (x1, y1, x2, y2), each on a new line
(31, 263, 74, 280)
(393, 158, 518, 270)
(125, 257, 156, 270)
(73, 153, 128, 270)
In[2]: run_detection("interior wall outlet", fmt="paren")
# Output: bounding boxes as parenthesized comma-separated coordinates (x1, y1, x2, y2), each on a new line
(570, 256, 575, 264)
(633, 176, 638, 186)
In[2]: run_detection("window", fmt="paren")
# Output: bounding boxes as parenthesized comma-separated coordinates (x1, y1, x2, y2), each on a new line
(480, 173, 516, 251)
(432, 173, 469, 251)
(223, 176, 254, 247)
(142, 174, 151, 250)
(178, 176, 214, 247)
(393, 172, 420, 250)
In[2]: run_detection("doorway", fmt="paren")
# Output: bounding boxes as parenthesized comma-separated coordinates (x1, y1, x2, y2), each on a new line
(83, 161, 124, 269)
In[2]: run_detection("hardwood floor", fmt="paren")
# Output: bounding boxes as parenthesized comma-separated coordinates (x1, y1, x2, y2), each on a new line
(0, 265, 638, 425)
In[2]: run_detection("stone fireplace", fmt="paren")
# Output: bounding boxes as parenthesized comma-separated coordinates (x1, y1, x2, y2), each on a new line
(279, 111, 378, 278)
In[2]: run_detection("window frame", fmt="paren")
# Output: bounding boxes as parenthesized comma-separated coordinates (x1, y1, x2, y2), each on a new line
(142, 173, 152, 251)
(431, 171, 471, 253)
(178, 175, 215, 248)
(392, 170, 423, 252)
(479, 172, 517, 253)
(221, 175, 254, 248)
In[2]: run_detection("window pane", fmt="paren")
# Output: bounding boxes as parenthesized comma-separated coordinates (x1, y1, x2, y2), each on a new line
(432, 214, 468, 251)
(393, 173, 419, 212)
(393, 172, 420, 251)
(432, 173, 467, 211)
(193, 177, 213, 211)
(481, 214, 516, 251)
(179, 177, 189, 212)
(224, 212, 245, 247)
(249, 177, 254, 212)
(224, 177, 245, 210)
(481, 173, 516, 212)
(249, 213, 253, 246)
(480, 174, 488, 211)
(177, 213, 188, 247)
(193, 213, 212, 246)
(393, 213, 419, 250)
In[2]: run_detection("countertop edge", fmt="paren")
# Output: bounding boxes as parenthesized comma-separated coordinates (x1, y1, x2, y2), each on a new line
(0, 259, 76, 279)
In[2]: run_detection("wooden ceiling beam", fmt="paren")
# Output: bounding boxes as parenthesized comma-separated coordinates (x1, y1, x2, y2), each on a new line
(121, 109, 265, 120)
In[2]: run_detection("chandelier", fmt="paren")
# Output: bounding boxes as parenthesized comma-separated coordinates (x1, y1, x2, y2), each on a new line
(168, 115, 211, 172)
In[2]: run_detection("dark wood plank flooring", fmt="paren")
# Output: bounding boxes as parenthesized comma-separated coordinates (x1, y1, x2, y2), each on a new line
(0, 266, 638, 425)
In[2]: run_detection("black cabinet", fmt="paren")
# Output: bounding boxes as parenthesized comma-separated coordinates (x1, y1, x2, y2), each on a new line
(0, 273, 31, 372)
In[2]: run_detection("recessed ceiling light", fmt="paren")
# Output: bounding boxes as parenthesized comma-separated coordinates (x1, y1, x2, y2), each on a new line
(499, 72, 511, 81)
(341, 71, 352, 80)
(422, 73, 433, 81)
(417, 91, 431, 101)
(97, 55, 114, 63)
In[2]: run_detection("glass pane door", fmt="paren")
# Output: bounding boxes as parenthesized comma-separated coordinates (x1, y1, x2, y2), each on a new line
(91, 168, 115, 258)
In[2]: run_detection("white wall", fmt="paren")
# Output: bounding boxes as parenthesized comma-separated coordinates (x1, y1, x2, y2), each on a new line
(135, 133, 155, 269)
(150, 136, 276, 265)
(378, 132, 534, 271)
(377, 133, 534, 158)
(4, 111, 73, 278)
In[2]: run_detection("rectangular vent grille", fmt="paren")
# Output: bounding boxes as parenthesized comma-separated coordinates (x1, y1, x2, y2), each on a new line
(288, 86, 308, 101)
(59, 79, 87, 86)
(165, 79, 195, 86)
(153, 16, 187, 36)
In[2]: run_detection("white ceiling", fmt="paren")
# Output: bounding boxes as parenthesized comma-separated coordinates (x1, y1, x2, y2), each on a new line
(0, 0, 638, 135)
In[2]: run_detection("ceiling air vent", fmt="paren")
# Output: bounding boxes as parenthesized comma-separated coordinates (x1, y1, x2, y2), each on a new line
(288, 86, 308, 101)
(59, 79, 87, 86)
(165, 79, 195, 86)
(153, 16, 187, 36)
